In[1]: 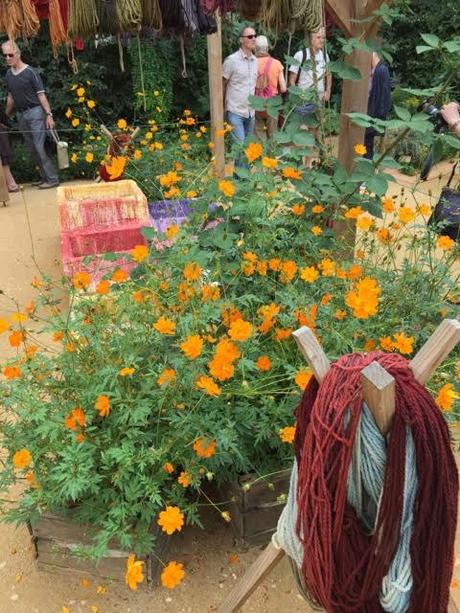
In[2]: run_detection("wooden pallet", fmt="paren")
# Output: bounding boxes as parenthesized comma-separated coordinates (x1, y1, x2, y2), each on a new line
(29, 510, 168, 584)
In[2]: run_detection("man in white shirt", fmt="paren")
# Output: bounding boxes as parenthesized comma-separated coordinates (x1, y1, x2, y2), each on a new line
(222, 26, 258, 144)
(288, 28, 332, 167)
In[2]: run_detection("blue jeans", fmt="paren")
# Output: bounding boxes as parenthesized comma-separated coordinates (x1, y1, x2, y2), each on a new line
(17, 106, 59, 184)
(226, 112, 255, 171)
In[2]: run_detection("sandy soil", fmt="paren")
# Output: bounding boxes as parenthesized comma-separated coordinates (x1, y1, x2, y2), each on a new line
(0, 164, 458, 612)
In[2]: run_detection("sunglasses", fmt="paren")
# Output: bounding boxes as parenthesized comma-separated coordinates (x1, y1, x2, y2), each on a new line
(3, 54, 14, 58)
(241, 35, 256, 39)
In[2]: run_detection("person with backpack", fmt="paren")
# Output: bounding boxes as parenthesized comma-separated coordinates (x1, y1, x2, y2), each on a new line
(365, 51, 391, 160)
(254, 36, 286, 141)
(288, 28, 331, 167)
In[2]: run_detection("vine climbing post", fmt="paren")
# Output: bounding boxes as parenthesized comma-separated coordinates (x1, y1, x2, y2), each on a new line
(207, 11, 225, 178)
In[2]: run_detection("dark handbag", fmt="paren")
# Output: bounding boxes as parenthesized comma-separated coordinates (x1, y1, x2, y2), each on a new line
(428, 162, 460, 240)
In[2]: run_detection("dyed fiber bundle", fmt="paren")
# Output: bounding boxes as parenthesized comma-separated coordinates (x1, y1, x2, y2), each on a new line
(141, 0, 162, 30)
(292, 0, 323, 33)
(237, 0, 262, 21)
(283, 351, 458, 612)
(158, 0, 184, 34)
(49, 0, 68, 48)
(58, 0, 69, 28)
(259, 0, 292, 36)
(96, 0, 118, 34)
(116, 0, 142, 33)
(199, 0, 235, 15)
(32, 0, 49, 19)
(0, 0, 40, 39)
(68, 0, 99, 38)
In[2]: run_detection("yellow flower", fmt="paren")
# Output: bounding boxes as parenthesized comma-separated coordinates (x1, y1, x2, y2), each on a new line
(312, 204, 324, 213)
(72, 271, 91, 290)
(279, 426, 296, 444)
(177, 471, 191, 487)
(291, 203, 305, 216)
(319, 258, 335, 277)
(356, 214, 373, 231)
(218, 179, 236, 198)
(180, 335, 203, 360)
(381, 196, 394, 212)
(119, 367, 135, 377)
(71, 118, 80, 127)
(131, 244, 149, 262)
(344, 206, 363, 219)
(311, 225, 322, 236)
(133, 149, 142, 160)
(76, 86, 85, 97)
(393, 332, 414, 355)
(300, 266, 319, 283)
(157, 506, 185, 535)
(70, 152, 77, 163)
(85, 152, 94, 163)
(245, 142, 263, 163)
(228, 319, 252, 342)
(186, 191, 197, 198)
(436, 383, 459, 412)
(196, 375, 221, 397)
(87, 100, 96, 109)
(65, 107, 72, 118)
(125, 554, 144, 591)
(262, 156, 278, 169)
(161, 561, 185, 589)
(295, 368, 312, 390)
(157, 368, 176, 386)
(398, 206, 415, 224)
(437, 235, 455, 250)
(117, 118, 128, 130)
(380, 336, 394, 351)
(418, 202, 431, 217)
(166, 225, 180, 240)
(154, 317, 176, 335)
(354, 143, 367, 156)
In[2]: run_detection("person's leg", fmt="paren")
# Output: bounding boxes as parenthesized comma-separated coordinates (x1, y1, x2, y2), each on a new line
(18, 112, 46, 183)
(364, 128, 374, 160)
(0, 129, 18, 190)
(2, 165, 18, 191)
(25, 107, 59, 186)
(244, 115, 255, 139)
(266, 115, 278, 140)
(254, 114, 267, 142)
(226, 111, 246, 144)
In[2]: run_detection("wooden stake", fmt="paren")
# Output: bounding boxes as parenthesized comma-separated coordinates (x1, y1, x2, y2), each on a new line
(410, 319, 460, 385)
(360, 361, 395, 436)
(207, 12, 225, 178)
(292, 327, 330, 383)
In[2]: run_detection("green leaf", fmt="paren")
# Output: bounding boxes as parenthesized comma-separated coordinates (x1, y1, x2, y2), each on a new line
(443, 40, 460, 53)
(431, 138, 444, 164)
(347, 112, 373, 128)
(293, 132, 315, 147)
(365, 175, 388, 196)
(416, 45, 435, 55)
(420, 33, 441, 48)
(444, 134, 460, 149)
(394, 106, 411, 122)
(273, 132, 292, 144)
(328, 61, 362, 81)
(247, 95, 266, 111)
(140, 227, 156, 240)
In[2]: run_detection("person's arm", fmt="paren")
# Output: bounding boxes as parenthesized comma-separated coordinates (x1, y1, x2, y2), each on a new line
(37, 92, 55, 129)
(441, 102, 460, 137)
(278, 69, 287, 94)
(323, 72, 332, 102)
(222, 77, 227, 110)
(5, 93, 14, 116)
(288, 71, 297, 87)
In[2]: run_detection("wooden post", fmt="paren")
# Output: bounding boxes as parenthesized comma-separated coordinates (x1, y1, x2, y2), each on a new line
(0, 165, 9, 206)
(409, 319, 460, 385)
(361, 361, 395, 435)
(207, 12, 225, 178)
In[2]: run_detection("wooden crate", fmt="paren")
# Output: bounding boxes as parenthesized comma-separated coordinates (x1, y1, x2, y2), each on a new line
(222, 469, 291, 547)
(29, 511, 168, 584)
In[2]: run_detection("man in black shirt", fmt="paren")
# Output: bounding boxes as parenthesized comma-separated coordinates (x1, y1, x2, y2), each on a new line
(2, 41, 59, 189)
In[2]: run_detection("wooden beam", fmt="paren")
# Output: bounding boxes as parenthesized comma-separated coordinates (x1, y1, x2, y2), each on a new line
(361, 361, 395, 435)
(325, 0, 354, 37)
(292, 327, 330, 383)
(207, 12, 225, 178)
(410, 319, 460, 385)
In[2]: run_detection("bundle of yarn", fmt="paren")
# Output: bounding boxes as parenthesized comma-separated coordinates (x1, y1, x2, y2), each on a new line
(276, 351, 458, 612)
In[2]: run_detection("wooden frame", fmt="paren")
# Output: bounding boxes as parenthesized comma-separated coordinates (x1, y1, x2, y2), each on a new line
(219, 319, 460, 613)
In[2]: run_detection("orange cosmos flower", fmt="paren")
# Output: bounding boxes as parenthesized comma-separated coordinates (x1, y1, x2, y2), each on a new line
(195, 375, 221, 396)
(159, 170, 181, 187)
(112, 268, 129, 283)
(282, 167, 302, 180)
(256, 355, 271, 371)
(319, 258, 335, 277)
(209, 358, 234, 381)
(345, 277, 381, 319)
(125, 555, 144, 591)
(193, 437, 217, 458)
(279, 426, 296, 443)
(320, 293, 332, 306)
(157, 368, 176, 386)
(154, 317, 176, 335)
(221, 306, 242, 328)
(382, 196, 394, 213)
(334, 310, 347, 320)
(356, 214, 373, 231)
(218, 180, 236, 198)
(119, 367, 135, 376)
(347, 264, 363, 279)
(275, 328, 292, 341)
(161, 561, 185, 589)
(0, 317, 9, 334)
(312, 204, 324, 213)
(165, 224, 180, 241)
(280, 260, 297, 282)
(177, 471, 191, 487)
(364, 339, 377, 352)
(268, 258, 281, 271)
(354, 143, 367, 156)
(95, 395, 110, 417)
(436, 383, 459, 412)
(300, 266, 319, 283)
(201, 284, 221, 302)
(228, 319, 252, 342)
(437, 235, 455, 250)
(344, 206, 363, 219)
(380, 336, 394, 351)
(163, 462, 174, 473)
(393, 332, 414, 355)
(106, 156, 127, 180)
(183, 262, 202, 282)
(3, 365, 21, 380)
(262, 156, 278, 169)
(257, 260, 267, 276)
(242, 251, 258, 262)
(72, 271, 91, 290)
(157, 506, 185, 535)
(96, 280, 110, 295)
(417, 202, 431, 217)
(295, 368, 312, 390)
(241, 260, 255, 276)
(398, 206, 415, 224)
(311, 225, 322, 236)
(245, 142, 262, 163)
(131, 244, 149, 262)
(180, 335, 203, 360)
(9, 330, 25, 347)
(291, 203, 305, 216)
(13, 449, 32, 469)
(65, 407, 86, 431)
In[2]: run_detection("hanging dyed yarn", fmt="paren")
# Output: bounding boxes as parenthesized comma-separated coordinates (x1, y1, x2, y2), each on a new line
(49, 0, 68, 49)
(199, 0, 235, 15)
(158, 0, 184, 35)
(237, 0, 262, 21)
(115, 0, 142, 33)
(141, 0, 162, 30)
(276, 351, 458, 613)
(259, 0, 293, 36)
(0, 0, 40, 39)
(68, 0, 99, 38)
(95, 0, 118, 34)
(292, 0, 323, 33)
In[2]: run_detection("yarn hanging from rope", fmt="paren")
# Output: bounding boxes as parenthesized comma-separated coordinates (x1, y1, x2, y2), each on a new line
(291, 0, 323, 33)
(49, 0, 68, 49)
(0, 0, 40, 39)
(258, 0, 293, 36)
(199, 0, 235, 16)
(158, 0, 184, 35)
(115, 0, 142, 33)
(277, 351, 458, 612)
(141, 0, 162, 30)
(68, 0, 99, 39)
(237, 0, 262, 21)
(95, 0, 118, 34)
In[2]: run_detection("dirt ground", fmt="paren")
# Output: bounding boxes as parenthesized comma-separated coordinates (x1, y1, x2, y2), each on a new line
(0, 164, 458, 612)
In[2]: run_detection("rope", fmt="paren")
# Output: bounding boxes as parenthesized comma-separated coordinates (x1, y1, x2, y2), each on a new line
(277, 352, 458, 613)
(0, 0, 40, 39)
(179, 35, 188, 78)
(141, 0, 162, 30)
(68, 0, 99, 39)
(136, 35, 147, 112)
(291, 0, 323, 32)
(115, 0, 142, 32)
(259, 0, 291, 35)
